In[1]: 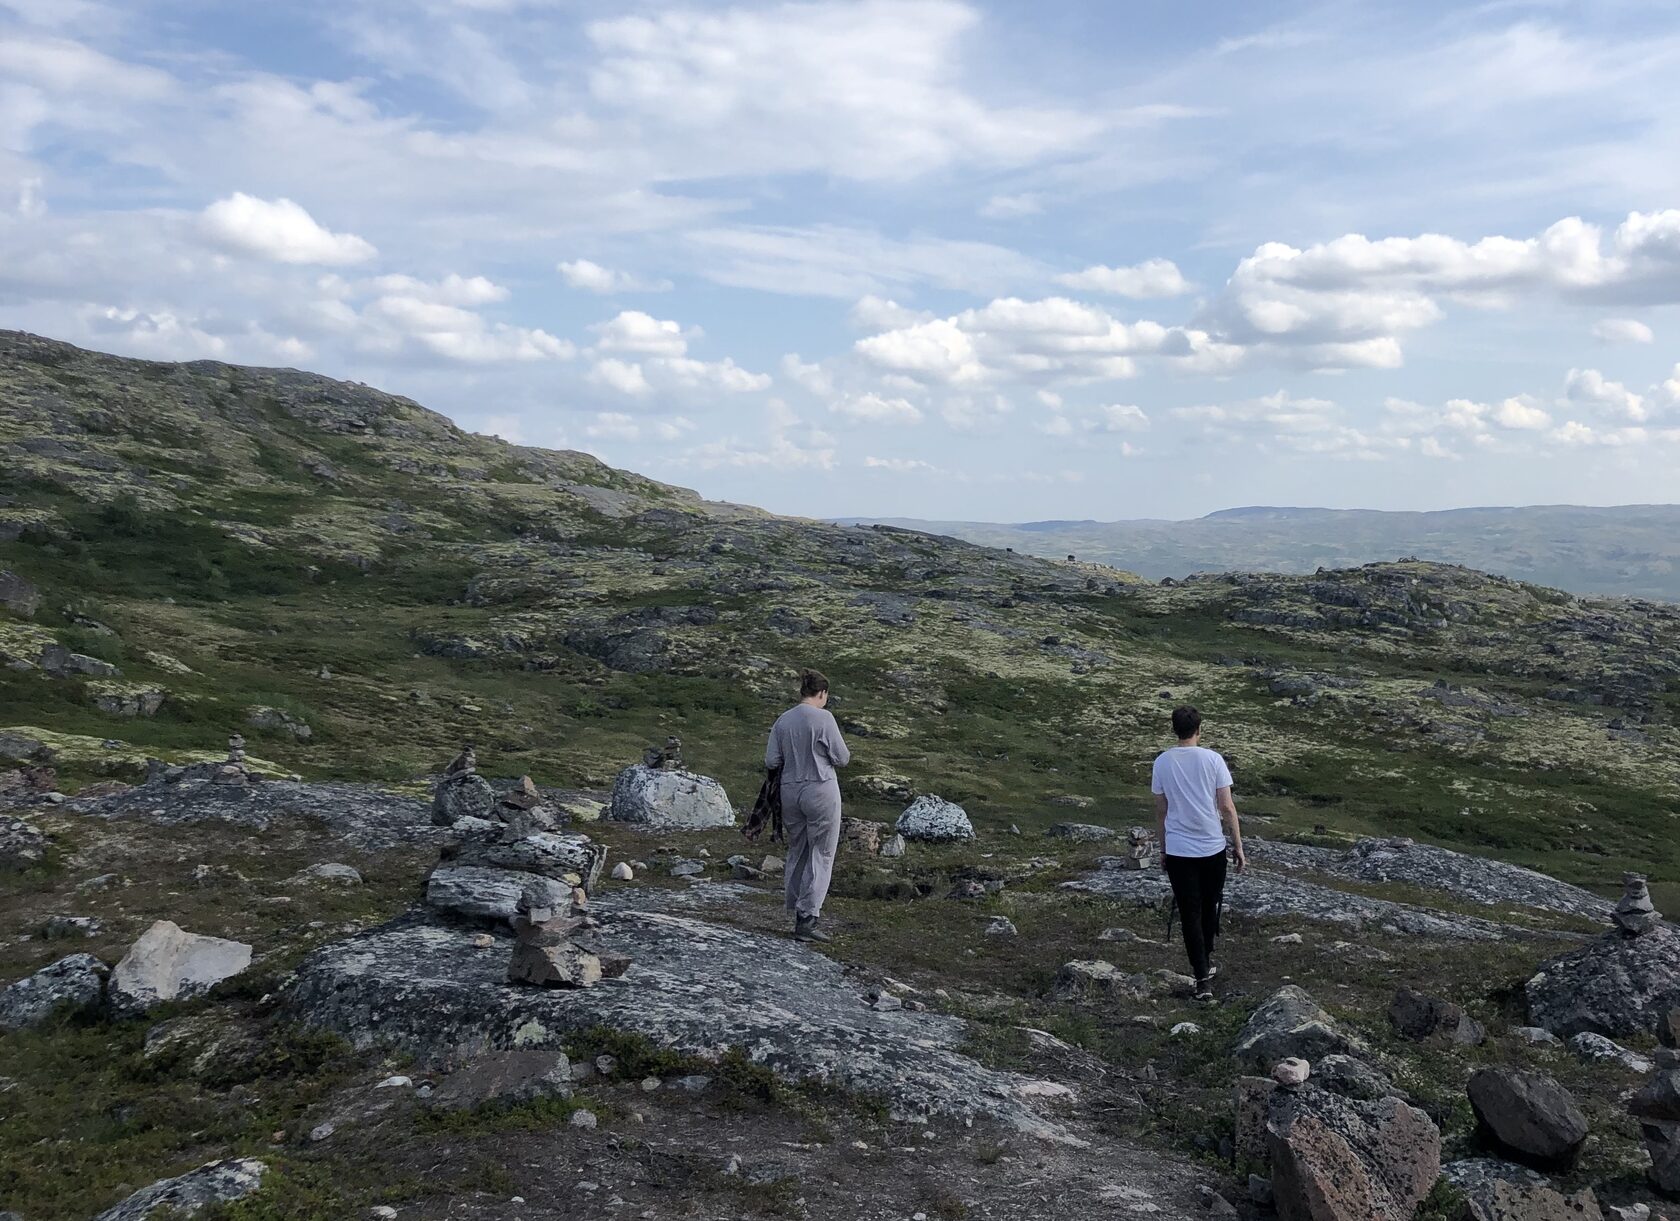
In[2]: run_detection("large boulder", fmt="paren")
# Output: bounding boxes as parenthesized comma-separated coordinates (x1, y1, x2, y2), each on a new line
(1387, 987, 1485, 1045)
(1234, 985, 1367, 1070)
(1440, 1158, 1556, 1221)
(1465, 1181, 1604, 1221)
(92, 1158, 267, 1220)
(895, 795, 974, 842)
(431, 773, 497, 826)
(0, 953, 107, 1030)
(455, 832, 606, 891)
(109, 921, 252, 1016)
(1525, 923, 1680, 1038)
(1265, 1085, 1441, 1221)
(1467, 1068, 1589, 1170)
(425, 866, 569, 923)
(607, 765, 734, 830)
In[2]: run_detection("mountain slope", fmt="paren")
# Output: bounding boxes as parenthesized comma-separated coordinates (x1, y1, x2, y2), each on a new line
(844, 504, 1680, 600)
(2, 331, 1678, 907)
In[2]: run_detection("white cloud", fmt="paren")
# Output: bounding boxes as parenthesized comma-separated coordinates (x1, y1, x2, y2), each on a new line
(1490, 396, 1553, 431)
(586, 411, 641, 441)
(670, 403, 837, 470)
(980, 193, 1043, 219)
(654, 416, 697, 441)
(1055, 258, 1189, 298)
(1564, 367, 1646, 422)
(865, 455, 939, 473)
(1591, 317, 1653, 344)
(588, 357, 652, 396)
(558, 258, 671, 293)
(848, 295, 936, 330)
(1656, 364, 1680, 411)
(1085, 403, 1150, 432)
(656, 356, 771, 393)
(199, 193, 376, 266)
(590, 309, 691, 356)
(830, 392, 923, 424)
(364, 273, 507, 306)
(780, 354, 834, 396)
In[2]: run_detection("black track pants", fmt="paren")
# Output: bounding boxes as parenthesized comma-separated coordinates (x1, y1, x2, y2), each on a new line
(1164, 849, 1228, 981)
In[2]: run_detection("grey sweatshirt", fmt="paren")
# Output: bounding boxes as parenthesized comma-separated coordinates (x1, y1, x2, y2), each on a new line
(765, 702, 851, 784)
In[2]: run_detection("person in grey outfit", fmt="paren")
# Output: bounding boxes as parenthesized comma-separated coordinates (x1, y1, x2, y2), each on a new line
(765, 668, 851, 942)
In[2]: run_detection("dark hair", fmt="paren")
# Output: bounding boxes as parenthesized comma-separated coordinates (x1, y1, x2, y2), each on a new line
(1172, 705, 1202, 740)
(799, 668, 830, 699)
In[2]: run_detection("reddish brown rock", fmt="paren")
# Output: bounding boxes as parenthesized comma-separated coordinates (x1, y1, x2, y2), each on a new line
(1266, 1086, 1440, 1221)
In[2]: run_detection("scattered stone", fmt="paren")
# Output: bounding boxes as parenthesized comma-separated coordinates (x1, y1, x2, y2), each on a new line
(1233, 985, 1367, 1070)
(669, 859, 705, 878)
(1171, 1021, 1202, 1037)
(1467, 1067, 1590, 1170)
(1098, 927, 1153, 944)
(0, 813, 47, 870)
(43, 915, 102, 938)
(109, 921, 251, 1016)
(289, 862, 362, 886)
(1570, 1031, 1654, 1073)
(852, 774, 914, 803)
(1045, 822, 1115, 843)
(1047, 960, 1182, 1003)
(946, 880, 986, 902)
(879, 834, 905, 858)
(1266, 1086, 1441, 1221)
(985, 916, 1018, 937)
(761, 854, 785, 873)
(611, 862, 634, 881)
(841, 818, 885, 855)
(371, 1208, 398, 1220)
(92, 1158, 268, 1220)
(1513, 1026, 1562, 1047)
(375, 1075, 412, 1089)
(246, 705, 312, 741)
(0, 952, 107, 1030)
(1605, 1205, 1650, 1221)
(1273, 1058, 1311, 1087)
(895, 795, 974, 842)
(1388, 986, 1486, 1045)
(569, 1109, 597, 1129)
(607, 763, 734, 830)
(309, 1121, 335, 1142)
(672, 1074, 710, 1094)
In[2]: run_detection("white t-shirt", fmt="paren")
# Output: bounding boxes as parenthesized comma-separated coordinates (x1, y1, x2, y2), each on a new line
(1151, 745, 1233, 858)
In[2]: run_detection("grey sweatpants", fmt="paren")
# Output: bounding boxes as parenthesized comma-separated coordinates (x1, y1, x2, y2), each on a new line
(783, 779, 843, 919)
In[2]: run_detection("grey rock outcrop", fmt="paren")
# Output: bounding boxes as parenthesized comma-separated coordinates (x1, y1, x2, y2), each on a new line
(1441, 1157, 1554, 1220)
(432, 773, 497, 826)
(109, 921, 253, 1016)
(1467, 1067, 1589, 1170)
(895, 795, 975, 842)
(426, 865, 570, 923)
(0, 952, 107, 1030)
(1265, 1085, 1441, 1221)
(452, 831, 606, 891)
(1233, 985, 1368, 1069)
(607, 764, 734, 830)
(285, 891, 1075, 1139)
(1046, 822, 1116, 843)
(92, 1157, 267, 1220)
(1526, 892, 1680, 1037)
(1314, 1053, 1399, 1102)
(1570, 1031, 1653, 1073)
(1, 813, 46, 869)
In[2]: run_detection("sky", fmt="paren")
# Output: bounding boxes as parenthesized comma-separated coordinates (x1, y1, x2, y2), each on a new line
(2, 0, 1679, 522)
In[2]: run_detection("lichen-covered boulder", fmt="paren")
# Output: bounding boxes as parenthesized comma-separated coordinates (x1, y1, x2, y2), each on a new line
(1234, 985, 1368, 1070)
(1467, 1067, 1589, 1170)
(0, 813, 47, 870)
(0, 953, 107, 1030)
(1526, 924, 1680, 1038)
(1266, 1085, 1440, 1221)
(607, 765, 734, 830)
(425, 865, 570, 923)
(895, 795, 974, 842)
(92, 1158, 267, 1220)
(109, 921, 252, 1016)
(455, 832, 606, 891)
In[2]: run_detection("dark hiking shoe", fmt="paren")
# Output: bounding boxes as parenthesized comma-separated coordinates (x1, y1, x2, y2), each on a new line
(794, 915, 831, 943)
(1194, 977, 1216, 1002)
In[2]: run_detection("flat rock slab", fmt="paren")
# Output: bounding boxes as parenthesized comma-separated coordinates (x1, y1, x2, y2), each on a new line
(69, 778, 443, 851)
(1248, 837, 1613, 921)
(286, 899, 1071, 1139)
(92, 1158, 266, 1220)
(110, 920, 251, 1016)
(1065, 859, 1519, 941)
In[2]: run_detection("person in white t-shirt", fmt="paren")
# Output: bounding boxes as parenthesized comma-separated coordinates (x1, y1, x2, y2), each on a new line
(1151, 705, 1246, 1000)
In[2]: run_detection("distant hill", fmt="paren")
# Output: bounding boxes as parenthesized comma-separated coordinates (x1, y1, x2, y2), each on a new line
(839, 505, 1680, 601)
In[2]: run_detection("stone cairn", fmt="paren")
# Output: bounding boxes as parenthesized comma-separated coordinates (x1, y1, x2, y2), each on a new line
(642, 736, 683, 771)
(1633, 1005, 1680, 1197)
(508, 881, 602, 988)
(1120, 825, 1157, 871)
(211, 734, 253, 786)
(495, 774, 556, 837)
(1614, 873, 1662, 936)
(445, 743, 477, 779)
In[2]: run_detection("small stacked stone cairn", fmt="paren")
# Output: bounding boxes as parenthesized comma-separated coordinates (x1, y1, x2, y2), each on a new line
(507, 881, 602, 988)
(643, 736, 683, 771)
(1120, 825, 1156, 871)
(430, 742, 498, 826)
(445, 743, 477, 780)
(495, 775, 556, 836)
(1615, 873, 1662, 936)
(211, 734, 254, 786)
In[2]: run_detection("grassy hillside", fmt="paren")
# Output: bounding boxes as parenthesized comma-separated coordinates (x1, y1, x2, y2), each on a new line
(3, 330, 1678, 906)
(847, 505, 1680, 601)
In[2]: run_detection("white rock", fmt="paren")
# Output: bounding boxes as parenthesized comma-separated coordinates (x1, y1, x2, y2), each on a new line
(1171, 1022, 1202, 1037)
(611, 862, 634, 880)
(375, 1075, 413, 1089)
(985, 916, 1018, 937)
(1272, 933, 1304, 944)
(895, 796, 974, 843)
(371, 1208, 398, 1220)
(1568, 1031, 1652, 1073)
(309, 1122, 335, 1142)
(570, 1108, 598, 1129)
(607, 765, 735, 830)
(1272, 1057, 1311, 1087)
(878, 834, 905, 858)
(290, 862, 362, 886)
(1512, 1026, 1562, 1046)
(109, 920, 251, 1016)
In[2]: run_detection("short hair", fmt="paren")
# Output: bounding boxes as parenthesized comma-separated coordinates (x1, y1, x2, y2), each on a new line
(799, 668, 830, 699)
(1172, 705, 1202, 740)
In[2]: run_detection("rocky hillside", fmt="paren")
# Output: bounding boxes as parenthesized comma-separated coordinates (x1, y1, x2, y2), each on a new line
(3, 332, 1680, 1219)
